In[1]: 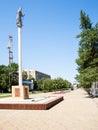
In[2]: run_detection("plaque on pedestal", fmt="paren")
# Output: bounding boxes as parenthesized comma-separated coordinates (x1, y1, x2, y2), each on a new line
(12, 86, 29, 99)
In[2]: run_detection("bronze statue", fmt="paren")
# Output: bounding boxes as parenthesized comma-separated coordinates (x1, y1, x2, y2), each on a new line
(16, 7, 25, 28)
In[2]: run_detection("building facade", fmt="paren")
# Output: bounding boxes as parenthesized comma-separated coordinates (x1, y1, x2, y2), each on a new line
(24, 69, 51, 80)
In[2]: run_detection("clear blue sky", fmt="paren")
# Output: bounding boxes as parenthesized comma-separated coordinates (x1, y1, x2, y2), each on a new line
(0, 0, 98, 83)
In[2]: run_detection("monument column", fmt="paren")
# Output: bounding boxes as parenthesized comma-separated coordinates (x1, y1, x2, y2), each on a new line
(18, 26, 22, 87)
(12, 7, 29, 99)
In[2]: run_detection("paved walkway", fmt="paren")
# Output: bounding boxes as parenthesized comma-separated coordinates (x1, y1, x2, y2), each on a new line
(0, 88, 98, 130)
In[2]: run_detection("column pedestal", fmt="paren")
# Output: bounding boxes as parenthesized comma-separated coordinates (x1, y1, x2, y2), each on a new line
(12, 86, 29, 99)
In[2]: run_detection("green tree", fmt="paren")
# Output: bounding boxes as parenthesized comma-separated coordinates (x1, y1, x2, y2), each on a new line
(80, 10, 92, 30)
(76, 10, 98, 88)
(37, 78, 71, 92)
(0, 65, 9, 92)
(8, 63, 18, 90)
(0, 63, 18, 92)
(22, 71, 28, 80)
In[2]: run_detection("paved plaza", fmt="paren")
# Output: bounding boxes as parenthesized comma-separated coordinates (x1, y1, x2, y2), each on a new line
(0, 88, 98, 130)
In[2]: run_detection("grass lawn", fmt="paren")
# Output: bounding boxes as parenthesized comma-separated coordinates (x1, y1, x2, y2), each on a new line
(0, 93, 12, 98)
(0, 91, 42, 98)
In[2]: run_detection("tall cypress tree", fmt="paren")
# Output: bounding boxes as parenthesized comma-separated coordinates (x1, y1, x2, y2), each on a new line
(76, 10, 98, 88)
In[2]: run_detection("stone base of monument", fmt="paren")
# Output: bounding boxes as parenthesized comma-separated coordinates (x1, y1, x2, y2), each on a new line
(0, 95, 64, 110)
(12, 86, 29, 99)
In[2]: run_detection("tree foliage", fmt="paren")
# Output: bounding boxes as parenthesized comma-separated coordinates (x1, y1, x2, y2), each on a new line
(22, 71, 28, 80)
(76, 10, 98, 88)
(0, 63, 71, 92)
(0, 65, 9, 92)
(37, 78, 71, 92)
(0, 63, 18, 92)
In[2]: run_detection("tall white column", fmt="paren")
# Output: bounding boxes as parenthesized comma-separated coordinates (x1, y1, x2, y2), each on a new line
(18, 27, 22, 87)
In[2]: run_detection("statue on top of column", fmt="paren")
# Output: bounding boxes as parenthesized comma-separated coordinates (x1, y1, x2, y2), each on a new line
(16, 7, 25, 28)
